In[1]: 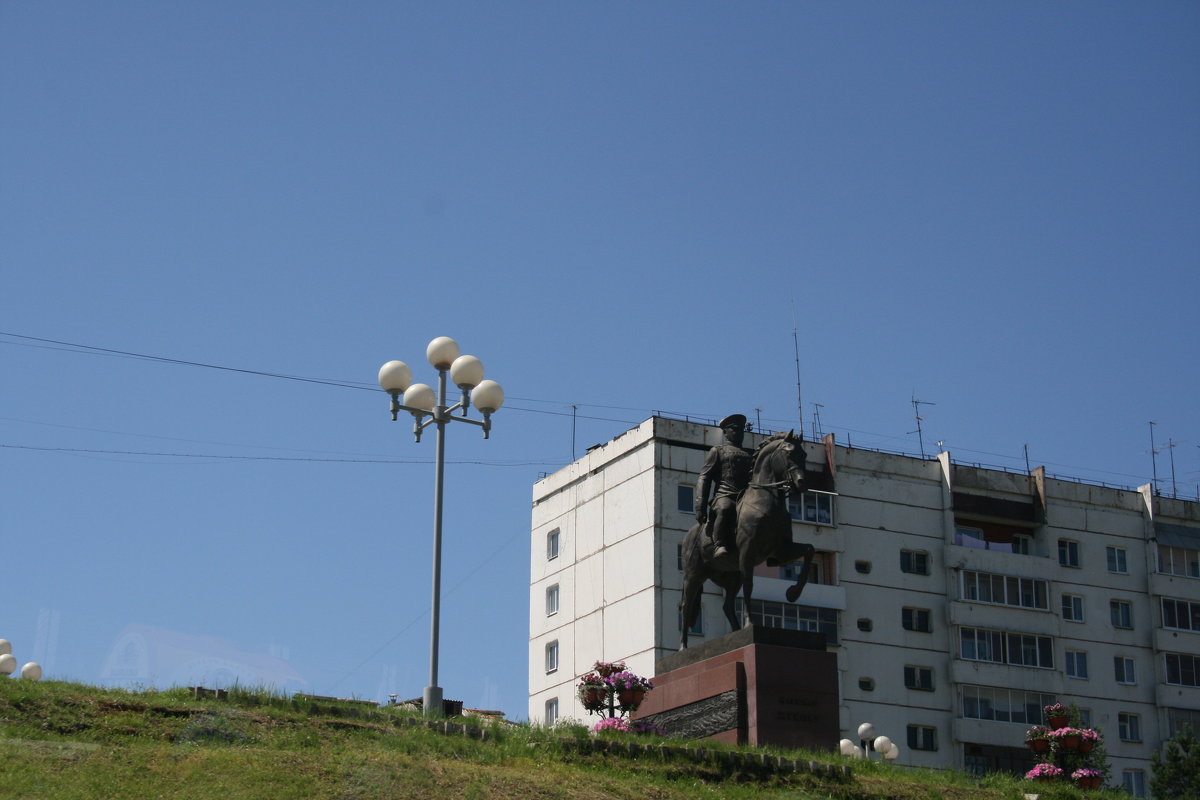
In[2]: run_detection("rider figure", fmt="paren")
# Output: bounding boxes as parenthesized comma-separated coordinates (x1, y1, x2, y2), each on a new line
(695, 414, 754, 560)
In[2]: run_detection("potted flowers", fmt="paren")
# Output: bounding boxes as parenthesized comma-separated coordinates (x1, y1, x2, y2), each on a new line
(577, 672, 606, 711)
(607, 670, 654, 710)
(1025, 763, 1064, 782)
(1043, 702, 1070, 730)
(1048, 726, 1084, 752)
(1078, 728, 1101, 754)
(1072, 767, 1103, 790)
(1024, 726, 1051, 755)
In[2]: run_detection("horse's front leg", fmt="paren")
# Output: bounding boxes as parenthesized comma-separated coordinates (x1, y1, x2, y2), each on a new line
(738, 549, 756, 628)
(721, 576, 740, 632)
(784, 542, 815, 603)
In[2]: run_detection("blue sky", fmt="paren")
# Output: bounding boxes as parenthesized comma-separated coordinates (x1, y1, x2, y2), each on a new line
(2, 2, 1196, 719)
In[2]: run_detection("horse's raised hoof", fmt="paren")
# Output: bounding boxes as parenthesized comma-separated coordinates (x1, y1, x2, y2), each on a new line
(785, 585, 802, 603)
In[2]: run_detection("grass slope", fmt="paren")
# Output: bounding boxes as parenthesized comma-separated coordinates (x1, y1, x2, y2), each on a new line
(0, 679, 1123, 800)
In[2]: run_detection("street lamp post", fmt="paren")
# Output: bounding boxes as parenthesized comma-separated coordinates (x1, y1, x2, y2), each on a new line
(377, 336, 504, 717)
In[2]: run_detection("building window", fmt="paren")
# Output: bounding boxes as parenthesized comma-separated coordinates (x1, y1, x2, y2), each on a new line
(904, 665, 934, 691)
(960, 627, 1053, 669)
(854, 560, 871, 574)
(961, 570, 1048, 610)
(1058, 539, 1080, 567)
(900, 549, 929, 575)
(676, 544, 683, 572)
(1110, 599, 1133, 629)
(960, 684, 1056, 724)
(902, 607, 932, 633)
(1114, 656, 1136, 685)
(1065, 650, 1088, 679)
(1122, 769, 1146, 797)
(787, 491, 835, 525)
(546, 528, 560, 561)
(544, 640, 558, 674)
(1062, 594, 1085, 622)
(545, 584, 559, 617)
(955, 525, 985, 548)
(858, 677, 875, 692)
(907, 724, 937, 751)
(1157, 544, 1200, 578)
(1012, 534, 1032, 555)
(857, 618, 873, 632)
(1077, 707, 1093, 727)
(1106, 545, 1128, 574)
(677, 485, 694, 514)
(736, 599, 839, 644)
(1165, 652, 1200, 687)
(1167, 706, 1200, 736)
(1162, 598, 1200, 632)
(1118, 712, 1142, 742)
(544, 697, 559, 727)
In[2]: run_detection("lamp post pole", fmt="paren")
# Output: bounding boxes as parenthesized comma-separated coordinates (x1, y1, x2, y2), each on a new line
(378, 337, 504, 717)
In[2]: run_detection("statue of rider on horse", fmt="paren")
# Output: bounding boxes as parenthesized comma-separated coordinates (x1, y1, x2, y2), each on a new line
(680, 415, 816, 649)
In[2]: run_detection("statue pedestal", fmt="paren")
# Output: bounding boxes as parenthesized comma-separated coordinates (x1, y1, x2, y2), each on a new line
(633, 626, 838, 750)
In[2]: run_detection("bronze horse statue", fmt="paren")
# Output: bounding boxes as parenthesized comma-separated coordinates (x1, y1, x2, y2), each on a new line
(679, 431, 815, 648)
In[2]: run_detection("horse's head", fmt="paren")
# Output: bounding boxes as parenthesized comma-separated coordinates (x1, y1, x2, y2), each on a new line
(752, 430, 807, 494)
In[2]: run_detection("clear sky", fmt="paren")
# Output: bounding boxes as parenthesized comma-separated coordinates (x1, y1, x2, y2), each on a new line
(2, 2, 1196, 720)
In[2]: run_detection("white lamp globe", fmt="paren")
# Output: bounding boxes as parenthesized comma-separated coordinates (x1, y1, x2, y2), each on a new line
(839, 738, 856, 756)
(0, 654, 15, 675)
(853, 746, 864, 759)
(884, 745, 900, 761)
(873, 735, 893, 755)
(20, 662, 42, 681)
(471, 380, 504, 414)
(426, 337, 460, 369)
(403, 383, 436, 414)
(378, 360, 413, 394)
(0, 638, 11, 656)
(857, 722, 875, 741)
(449, 355, 484, 389)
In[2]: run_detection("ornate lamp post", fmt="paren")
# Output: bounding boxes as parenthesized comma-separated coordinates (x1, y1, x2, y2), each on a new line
(377, 336, 504, 717)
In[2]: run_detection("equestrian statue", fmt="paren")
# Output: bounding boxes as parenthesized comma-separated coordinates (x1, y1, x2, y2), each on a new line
(679, 414, 815, 649)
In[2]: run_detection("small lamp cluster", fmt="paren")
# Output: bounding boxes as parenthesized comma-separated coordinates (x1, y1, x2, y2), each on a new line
(839, 722, 900, 761)
(0, 639, 42, 681)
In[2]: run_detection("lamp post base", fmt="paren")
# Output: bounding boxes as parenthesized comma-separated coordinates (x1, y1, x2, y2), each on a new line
(423, 685, 444, 717)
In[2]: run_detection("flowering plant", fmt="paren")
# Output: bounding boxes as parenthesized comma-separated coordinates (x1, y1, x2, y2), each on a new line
(577, 671, 605, 688)
(592, 660, 627, 678)
(605, 670, 653, 692)
(1079, 728, 1102, 743)
(1025, 763, 1064, 780)
(1043, 702, 1069, 717)
(1025, 725, 1050, 740)
(592, 716, 663, 736)
(1071, 768, 1102, 780)
(1046, 726, 1083, 740)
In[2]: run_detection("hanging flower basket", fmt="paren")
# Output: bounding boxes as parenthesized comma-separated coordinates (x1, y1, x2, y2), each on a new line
(1073, 768, 1102, 790)
(618, 688, 646, 710)
(1025, 737, 1050, 754)
(1025, 763, 1063, 783)
(1046, 714, 1069, 730)
(581, 687, 606, 710)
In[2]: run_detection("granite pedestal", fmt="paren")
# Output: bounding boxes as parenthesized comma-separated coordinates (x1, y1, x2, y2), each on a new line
(633, 626, 838, 750)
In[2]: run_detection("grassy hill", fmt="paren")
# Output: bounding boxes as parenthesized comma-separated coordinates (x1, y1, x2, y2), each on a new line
(0, 679, 1122, 800)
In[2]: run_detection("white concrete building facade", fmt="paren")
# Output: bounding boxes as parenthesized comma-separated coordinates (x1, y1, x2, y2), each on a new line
(529, 417, 1200, 792)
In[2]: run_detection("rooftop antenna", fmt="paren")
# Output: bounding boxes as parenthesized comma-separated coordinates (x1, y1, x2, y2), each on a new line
(1023, 443, 1032, 474)
(1148, 421, 1160, 494)
(909, 395, 935, 459)
(571, 404, 578, 461)
(1166, 439, 1178, 498)
(791, 297, 803, 433)
(812, 403, 824, 440)
(754, 407, 763, 433)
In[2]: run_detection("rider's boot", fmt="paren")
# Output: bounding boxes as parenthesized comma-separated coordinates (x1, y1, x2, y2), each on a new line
(712, 523, 734, 560)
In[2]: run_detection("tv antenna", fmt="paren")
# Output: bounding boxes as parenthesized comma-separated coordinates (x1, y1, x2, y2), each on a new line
(791, 297, 803, 432)
(1166, 439, 1178, 497)
(811, 403, 824, 440)
(1148, 421, 1160, 494)
(908, 395, 935, 459)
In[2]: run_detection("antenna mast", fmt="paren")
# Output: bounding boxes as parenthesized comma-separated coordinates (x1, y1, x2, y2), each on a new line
(1148, 421, 1160, 494)
(791, 299, 803, 433)
(909, 395, 936, 459)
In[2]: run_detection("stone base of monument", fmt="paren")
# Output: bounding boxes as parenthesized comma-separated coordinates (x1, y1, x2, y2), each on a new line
(632, 626, 838, 750)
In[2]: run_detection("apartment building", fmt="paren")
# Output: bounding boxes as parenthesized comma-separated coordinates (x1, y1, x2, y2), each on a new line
(529, 416, 1199, 793)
